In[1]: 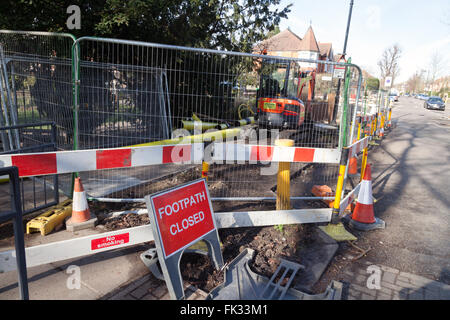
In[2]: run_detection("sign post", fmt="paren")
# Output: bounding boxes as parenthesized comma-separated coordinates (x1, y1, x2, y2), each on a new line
(384, 76, 392, 88)
(145, 178, 223, 300)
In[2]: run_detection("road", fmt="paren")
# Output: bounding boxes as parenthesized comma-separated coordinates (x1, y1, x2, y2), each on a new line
(312, 95, 450, 299)
(367, 96, 450, 283)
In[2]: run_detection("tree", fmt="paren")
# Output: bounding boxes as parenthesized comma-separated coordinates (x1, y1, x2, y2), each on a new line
(0, 0, 291, 52)
(366, 78, 380, 91)
(377, 44, 402, 89)
(0, 1, 292, 142)
(429, 51, 447, 84)
(406, 70, 424, 94)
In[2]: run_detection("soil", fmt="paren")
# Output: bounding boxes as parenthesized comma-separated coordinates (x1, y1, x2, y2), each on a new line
(101, 213, 150, 231)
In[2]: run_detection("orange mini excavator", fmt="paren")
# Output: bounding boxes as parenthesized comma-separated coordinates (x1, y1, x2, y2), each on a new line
(256, 57, 315, 130)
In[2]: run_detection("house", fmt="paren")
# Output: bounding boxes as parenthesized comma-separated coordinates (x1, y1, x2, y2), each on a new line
(253, 27, 334, 73)
(318, 43, 333, 73)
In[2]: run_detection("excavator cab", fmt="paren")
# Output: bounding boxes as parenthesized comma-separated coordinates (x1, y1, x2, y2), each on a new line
(256, 59, 307, 129)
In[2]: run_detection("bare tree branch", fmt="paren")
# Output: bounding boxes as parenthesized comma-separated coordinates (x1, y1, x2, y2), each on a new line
(377, 44, 402, 88)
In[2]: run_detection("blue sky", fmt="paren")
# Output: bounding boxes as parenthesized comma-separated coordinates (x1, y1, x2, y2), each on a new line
(277, 0, 450, 82)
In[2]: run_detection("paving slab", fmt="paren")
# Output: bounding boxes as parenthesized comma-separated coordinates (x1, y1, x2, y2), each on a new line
(0, 224, 152, 300)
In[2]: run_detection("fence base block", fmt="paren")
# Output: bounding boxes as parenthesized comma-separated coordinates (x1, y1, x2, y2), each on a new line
(26, 199, 73, 236)
(318, 223, 357, 242)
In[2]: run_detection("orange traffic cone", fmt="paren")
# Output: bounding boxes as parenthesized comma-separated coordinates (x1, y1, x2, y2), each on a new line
(66, 177, 97, 231)
(348, 156, 358, 175)
(349, 164, 385, 231)
(379, 126, 385, 138)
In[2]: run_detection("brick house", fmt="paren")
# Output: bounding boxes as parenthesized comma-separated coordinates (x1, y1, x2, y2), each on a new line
(253, 27, 334, 73)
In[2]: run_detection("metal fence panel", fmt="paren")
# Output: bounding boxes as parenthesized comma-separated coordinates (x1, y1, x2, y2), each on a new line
(0, 31, 368, 210)
(73, 37, 362, 203)
(0, 30, 76, 151)
(0, 122, 59, 215)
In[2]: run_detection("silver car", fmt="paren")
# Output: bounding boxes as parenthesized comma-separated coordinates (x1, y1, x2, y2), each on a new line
(424, 96, 445, 111)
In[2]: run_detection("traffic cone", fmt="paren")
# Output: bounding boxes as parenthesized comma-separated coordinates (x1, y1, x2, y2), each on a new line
(379, 126, 384, 138)
(66, 177, 97, 231)
(348, 156, 358, 175)
(348, 164, 385, 231)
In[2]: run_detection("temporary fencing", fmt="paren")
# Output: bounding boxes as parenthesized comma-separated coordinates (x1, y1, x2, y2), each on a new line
(0, 31, 76, 215)
(0, 30, 76, 151)
(0, 30, 390, 213)
(69, 36, 363, 204)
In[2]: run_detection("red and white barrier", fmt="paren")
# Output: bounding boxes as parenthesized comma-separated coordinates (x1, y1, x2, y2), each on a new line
(357, 113, 375, 123)
(346, 136, 370, 159)
(0, 143, 343, 178)
(212, 143, 341, 164)
(0, 144, 202, 177)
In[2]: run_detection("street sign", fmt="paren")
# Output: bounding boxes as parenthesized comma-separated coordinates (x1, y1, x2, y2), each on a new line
(333, 54, 347, 79)
(333, 65, 346, 79)
(145, 178, 224, 299)
(148, 179, 217, 258)
(384, 76, 392, 87)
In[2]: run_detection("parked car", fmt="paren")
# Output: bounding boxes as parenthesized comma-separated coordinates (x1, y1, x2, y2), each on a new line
(389, 93, 399, 102)
(418, 94, 429, 100)
(424, 96, 445, 111)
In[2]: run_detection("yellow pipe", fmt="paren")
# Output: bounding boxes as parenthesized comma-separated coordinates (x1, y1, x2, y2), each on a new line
(128, 127, 242, 147)
(182, 117, 255, 131)
(182, 120, 219, 131)
(192, 113, 201, 121)
(275, 139, 294, 210)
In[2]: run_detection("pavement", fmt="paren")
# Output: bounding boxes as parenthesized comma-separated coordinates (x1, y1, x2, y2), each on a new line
(0, 95, 449, 300)
(344, 260, 450, 300)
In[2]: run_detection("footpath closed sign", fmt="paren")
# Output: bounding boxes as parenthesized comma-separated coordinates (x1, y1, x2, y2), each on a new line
(148, 179, 217, 259)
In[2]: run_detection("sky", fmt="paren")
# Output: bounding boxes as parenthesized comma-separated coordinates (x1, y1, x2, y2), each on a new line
(277, 0, 450, 83)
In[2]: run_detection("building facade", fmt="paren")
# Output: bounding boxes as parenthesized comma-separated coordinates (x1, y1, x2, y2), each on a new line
(254, 27, 334, 72)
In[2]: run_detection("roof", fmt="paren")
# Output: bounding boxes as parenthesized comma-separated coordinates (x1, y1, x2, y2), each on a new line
(298, 26, 320, 52)
(254, 28, 303, 52)
(318, 43, 332, 56)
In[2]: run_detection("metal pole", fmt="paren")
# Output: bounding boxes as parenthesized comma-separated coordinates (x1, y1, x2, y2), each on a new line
(9, 167, 29, 300)
(342, 0, 354, 56)
(332, 0, 355, 123)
